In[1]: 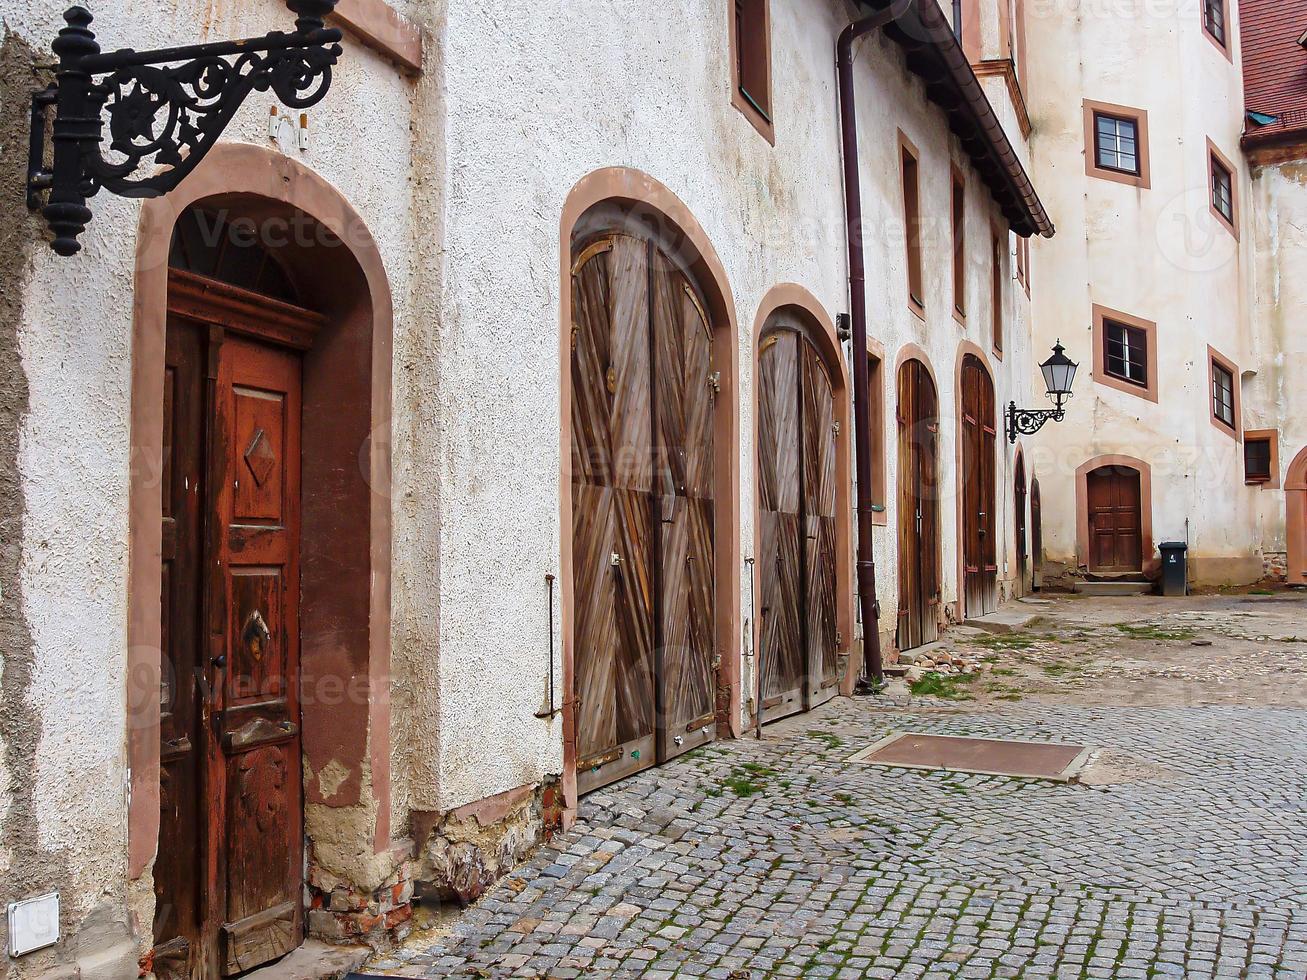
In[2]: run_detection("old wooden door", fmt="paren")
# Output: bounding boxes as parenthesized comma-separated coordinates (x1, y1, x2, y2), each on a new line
(1014, 457, 1028, 594)
(571, 234, 716, 794)
(896, 360, 940, 650)
(156, 265, 312, 979)
(960, 355, 997, 617)
(1030, 478, 1043, 590)
(1087, 466, 1142, 572)
(757, 325, 840, 724)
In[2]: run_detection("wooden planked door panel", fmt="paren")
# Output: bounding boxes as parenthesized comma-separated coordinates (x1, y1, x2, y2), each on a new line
(897, 360, 940, 651)
(801, 343, 839, 703)
(961, 356, 998, 618)
(1087, 467, 1142, 572)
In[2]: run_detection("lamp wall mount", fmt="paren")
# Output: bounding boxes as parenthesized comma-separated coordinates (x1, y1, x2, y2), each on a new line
(27, 0, 342, 256)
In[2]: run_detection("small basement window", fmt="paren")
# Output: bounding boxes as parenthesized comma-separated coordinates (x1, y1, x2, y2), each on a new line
(1244, 437, 1272, 484)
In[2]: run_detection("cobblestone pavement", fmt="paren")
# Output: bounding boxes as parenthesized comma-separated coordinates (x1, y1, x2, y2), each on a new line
(373, 595, 1307, 978)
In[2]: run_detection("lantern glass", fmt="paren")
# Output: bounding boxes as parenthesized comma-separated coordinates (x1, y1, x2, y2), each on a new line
(1040, 342, 1078, 396)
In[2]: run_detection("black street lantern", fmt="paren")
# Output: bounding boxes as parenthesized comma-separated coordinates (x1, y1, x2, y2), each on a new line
(27, 0, 343, 256)
(1006, 340, 1079, 443)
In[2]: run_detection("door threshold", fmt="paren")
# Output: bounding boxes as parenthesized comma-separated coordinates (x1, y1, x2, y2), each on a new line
(241, 940, 369, 980)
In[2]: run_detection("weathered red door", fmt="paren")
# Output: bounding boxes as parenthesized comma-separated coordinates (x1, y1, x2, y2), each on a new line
(571, 233, 717, 794)
(757, 324, 840, 724)
(1087, 466, 1142, 572)
(156, 263, 313, 978)
(1014, 456, 1028, 595)
(961, 355, 998, 617)
(896, 360, 940, 650)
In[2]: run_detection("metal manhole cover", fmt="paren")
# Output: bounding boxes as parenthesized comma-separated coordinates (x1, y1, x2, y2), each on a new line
(848, 732, 1091, 782)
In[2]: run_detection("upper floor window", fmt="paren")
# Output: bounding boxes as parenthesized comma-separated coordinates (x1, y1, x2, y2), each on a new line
(900, 132, 925, 317)
(1103, 319, 1148, 387)
(991, 230, 1004, 356)
(1209, 141, 1238, 235)
(1092, 305, 1157, 403)
(1203, 0, 1228, 49)
(1244, 437, 1272, 484)
(730, 0, 773, 142)
(1212, 360, 1235, 429)
(1084, 101, 1151, 188)
(951, 169, 966, 320)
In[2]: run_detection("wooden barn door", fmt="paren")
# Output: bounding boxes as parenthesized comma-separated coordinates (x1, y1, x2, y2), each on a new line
(571, 234, 717, 794)
(157, 270, 313, 978)
(757, 325, 840, 724)
(1014, 457, 1028, 595)
(1087, 466, 1142, 572)
(896, 360, 940, 651)
(960, 356, 998, 617)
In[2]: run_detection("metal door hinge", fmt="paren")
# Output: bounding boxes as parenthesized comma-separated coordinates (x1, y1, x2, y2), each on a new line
(707, 371, 721, 393)
(832, 420, 841, 436)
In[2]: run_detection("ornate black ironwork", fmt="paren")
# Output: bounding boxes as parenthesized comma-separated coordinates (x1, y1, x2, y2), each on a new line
(27, 0, 342, 256)
(1006, 401, 1067, 443)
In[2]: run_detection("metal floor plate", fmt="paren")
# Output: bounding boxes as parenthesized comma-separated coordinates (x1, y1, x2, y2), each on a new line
(848, 732, 1092, 782)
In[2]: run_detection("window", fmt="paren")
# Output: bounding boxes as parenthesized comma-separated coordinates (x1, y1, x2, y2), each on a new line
(1015, 236, 1030, 293)
(1244, 438, 1272, 483)
(1092, 305, 1157, 402)
(991, 230, 1003, 356)
(1208, 140, 1238, 235)
(900, 132, 924, 316)
(1203, 0, 1229, 51)
(1095, 114, 1139, 175)
(951, 170, 966, 320)
(868, 350, 888, 523)
(1243, 430, 1279, 488)
(1083, 101, 1150, 188)
(1212, 361, 1235, 429)
(1103, 319, 1148, 387)
(730, 0, 773, 142)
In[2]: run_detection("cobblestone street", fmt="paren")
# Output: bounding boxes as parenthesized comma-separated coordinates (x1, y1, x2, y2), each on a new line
(370, 594, 1307, 979)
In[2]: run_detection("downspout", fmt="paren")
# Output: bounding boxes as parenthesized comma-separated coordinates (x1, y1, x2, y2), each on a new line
(838, 3, 907, 686)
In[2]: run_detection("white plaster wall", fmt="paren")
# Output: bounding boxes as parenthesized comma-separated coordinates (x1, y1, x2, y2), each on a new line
(424, 0, 1040, 815)
(0, 0, 418, 971)
(1024, 1, 1258, 581)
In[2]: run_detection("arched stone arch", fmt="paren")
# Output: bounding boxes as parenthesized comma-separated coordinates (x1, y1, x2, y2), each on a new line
(750, 285, 855, 695)
(558, 168, 740, 819)
(1075, 454, 1156, 577)
(127, 143, 395, 889)
(1285, 446, 1307, 585)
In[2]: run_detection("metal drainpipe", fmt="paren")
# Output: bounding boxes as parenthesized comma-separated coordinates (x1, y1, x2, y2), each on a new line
(838, 3, 907, 686)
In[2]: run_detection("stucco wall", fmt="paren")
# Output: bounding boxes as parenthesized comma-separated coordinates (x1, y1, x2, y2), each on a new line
(0, 0, 1042, 971)
(1024, 1, 1260, 583)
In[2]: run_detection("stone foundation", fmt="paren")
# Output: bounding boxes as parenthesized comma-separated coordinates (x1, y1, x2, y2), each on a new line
(412, 779, 563, 909)
(306, 853, 417, 950)
(1264, 551, 1288, 582)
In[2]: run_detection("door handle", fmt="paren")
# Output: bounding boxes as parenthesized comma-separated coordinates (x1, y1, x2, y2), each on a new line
(210, 654, 226, 669)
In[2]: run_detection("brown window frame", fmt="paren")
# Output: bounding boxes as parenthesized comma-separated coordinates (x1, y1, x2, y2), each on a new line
(1242, 429, 1280, 489)
(899, 130, 925, 319)
(1083, 100, 1151, 189)
(1208, 345, 1241, 439)
(1202, 0, 1232, 59)
(990, 227, 1004, 358)
(1091, 305, 1157, 403)
(868, 345, 888, 525)
(951, 167, 966, 323)
(1208, 139, 1239, 238)
(729, 0, 774, 144)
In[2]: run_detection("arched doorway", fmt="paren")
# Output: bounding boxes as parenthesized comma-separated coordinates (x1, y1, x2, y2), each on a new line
(896, 357, 940, 650)
(959, 352, 997, 617)
(128, 145, 395, 978)
(1085, 465, 1143, 573)
(569, 218, 719, 792)
(756, 315, 842, 723)
(1287, 447, 1307, 586)
(1014, 452, 1028, 595)
(1030, 477, 1044, 591)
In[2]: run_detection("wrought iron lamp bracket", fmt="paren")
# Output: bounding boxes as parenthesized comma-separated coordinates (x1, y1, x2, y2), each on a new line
(1006, 398, 1068, 444)
(27, 1, 342, 256)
